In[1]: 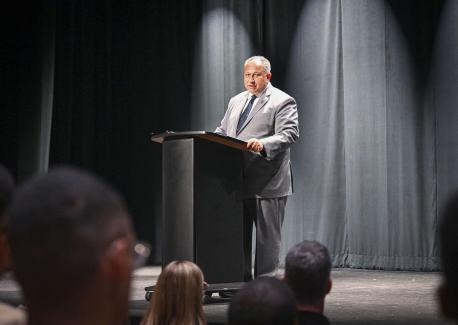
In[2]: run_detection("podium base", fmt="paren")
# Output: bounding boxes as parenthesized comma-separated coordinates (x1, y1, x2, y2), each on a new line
(144, 282, 245, 304)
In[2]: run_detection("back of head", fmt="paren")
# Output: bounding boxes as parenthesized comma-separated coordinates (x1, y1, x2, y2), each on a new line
(439, 191, 458, 319)
(7, 167, 134, 306)
(285, 240, 331, 305)
(142, 260, 205, 325)
(228, 277, 296, 325)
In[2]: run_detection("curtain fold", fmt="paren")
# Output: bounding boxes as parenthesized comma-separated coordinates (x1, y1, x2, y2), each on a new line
(4, 1, 56, 181)
(190, 0, 263, 131)
(267, 0, 348, 267)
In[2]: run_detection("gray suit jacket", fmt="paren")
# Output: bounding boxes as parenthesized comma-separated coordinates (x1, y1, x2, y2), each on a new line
(215, 83, 299, 198)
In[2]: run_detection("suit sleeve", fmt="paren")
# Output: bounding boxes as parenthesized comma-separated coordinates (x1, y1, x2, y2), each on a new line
(259, 97, 299, 159)
(214, 98, 234, 136)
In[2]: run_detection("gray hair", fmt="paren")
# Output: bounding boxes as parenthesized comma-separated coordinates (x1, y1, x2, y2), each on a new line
(244, 56, 271, 73)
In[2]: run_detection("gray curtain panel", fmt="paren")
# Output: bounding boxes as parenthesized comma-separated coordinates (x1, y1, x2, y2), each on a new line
(192, 0, 458, 270)
(280, 0, 348, 268)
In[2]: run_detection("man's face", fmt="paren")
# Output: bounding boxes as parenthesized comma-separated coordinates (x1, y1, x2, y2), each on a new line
(244, 61, 271, 96)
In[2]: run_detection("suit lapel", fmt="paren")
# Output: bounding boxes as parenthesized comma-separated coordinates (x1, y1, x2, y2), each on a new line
(238, 84, 272, 132)
(230, 94, 250, 137)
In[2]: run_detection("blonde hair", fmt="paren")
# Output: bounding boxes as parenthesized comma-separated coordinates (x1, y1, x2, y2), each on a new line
(141, 260, 206, 325)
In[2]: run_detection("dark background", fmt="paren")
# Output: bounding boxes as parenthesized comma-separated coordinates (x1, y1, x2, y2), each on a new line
(2, 0, 458, 268)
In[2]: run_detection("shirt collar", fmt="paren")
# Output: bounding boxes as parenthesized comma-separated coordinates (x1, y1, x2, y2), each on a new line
(247, 82, 271, 99)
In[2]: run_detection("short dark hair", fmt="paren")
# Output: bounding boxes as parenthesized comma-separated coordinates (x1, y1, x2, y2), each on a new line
(0, 164, 14, 222)
(228, 277, 296, 325)
(8, 167, 132, 302)
(285, 240, 331, 304)
(440, 191, 458, 309)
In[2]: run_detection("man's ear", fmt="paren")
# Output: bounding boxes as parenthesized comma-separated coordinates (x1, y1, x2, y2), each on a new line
(267, 72, 272, 81)
(102, 238, 133, 280)
(325, 278, 332, 295)
(438, 282, 457, 319)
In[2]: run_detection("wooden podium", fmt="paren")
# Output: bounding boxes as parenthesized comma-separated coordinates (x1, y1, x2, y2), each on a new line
(151, 131, 247, 283)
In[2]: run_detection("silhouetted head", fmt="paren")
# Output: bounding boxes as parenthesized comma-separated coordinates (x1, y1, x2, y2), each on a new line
(228, 277, 296, 325)
(284, 240, 332, 307)
(8, 167, 135, 322)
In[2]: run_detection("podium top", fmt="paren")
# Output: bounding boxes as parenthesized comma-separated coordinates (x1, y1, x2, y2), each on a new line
(150, 131, 249, 151)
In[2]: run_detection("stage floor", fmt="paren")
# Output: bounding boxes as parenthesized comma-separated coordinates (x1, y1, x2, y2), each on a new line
(0, 267, 453, 325)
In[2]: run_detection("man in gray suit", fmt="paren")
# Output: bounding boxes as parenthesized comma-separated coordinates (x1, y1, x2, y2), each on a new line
(215, 56, 299, 279)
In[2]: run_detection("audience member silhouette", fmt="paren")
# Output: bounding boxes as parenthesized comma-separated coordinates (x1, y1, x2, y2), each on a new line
(284, 240, 332, 325)
(438, 191, 458, 321)
(228, 277, 296, 325)
(141, 260, 206, 325)
(0, 164, 26, 324)
(7, 167, 136, 325)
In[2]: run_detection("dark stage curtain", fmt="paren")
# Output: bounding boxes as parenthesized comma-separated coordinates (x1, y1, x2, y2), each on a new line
(2, 2, 55, 181)
(48, 0, 203, 262)
(3, 0, 458, 269)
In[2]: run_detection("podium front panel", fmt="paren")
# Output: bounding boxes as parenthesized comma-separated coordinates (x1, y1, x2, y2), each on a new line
(162, 139, 194, 263)
(194, 138, 244, 283)
(161, 136, 245, 283)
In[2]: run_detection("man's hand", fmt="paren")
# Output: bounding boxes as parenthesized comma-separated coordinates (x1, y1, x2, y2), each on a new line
(247, 138, 264, 153)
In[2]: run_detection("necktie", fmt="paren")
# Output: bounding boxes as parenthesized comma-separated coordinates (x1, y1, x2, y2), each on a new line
(236, 95, 256, 135)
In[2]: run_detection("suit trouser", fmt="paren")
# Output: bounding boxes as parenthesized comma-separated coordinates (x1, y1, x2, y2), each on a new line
(243, 196, 287, 280)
